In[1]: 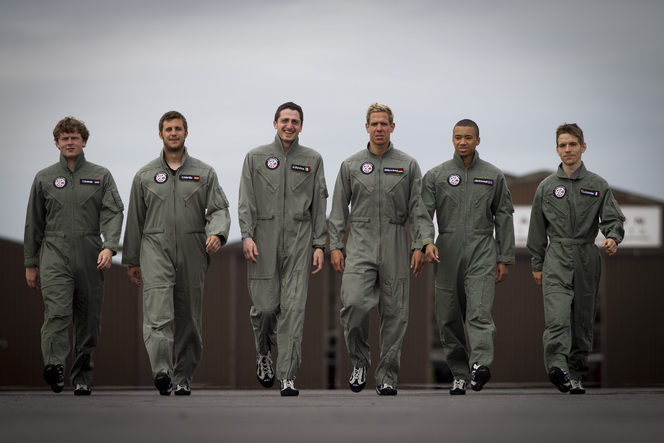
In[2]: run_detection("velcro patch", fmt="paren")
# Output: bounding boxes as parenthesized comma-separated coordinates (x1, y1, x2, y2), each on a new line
(474, 178, 494, 186)
(580, 188, 600, 197)
(80, 179, 101, 185)
(291, 164, 311, 173)
(383, 168, 404, 174)
(180, 175, 200, 181)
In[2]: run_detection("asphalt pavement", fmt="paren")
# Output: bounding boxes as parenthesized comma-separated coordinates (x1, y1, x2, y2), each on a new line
(1, 387, 663, 443)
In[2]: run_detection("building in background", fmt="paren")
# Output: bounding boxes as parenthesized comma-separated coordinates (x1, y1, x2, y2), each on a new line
(1, 172, 662, 389)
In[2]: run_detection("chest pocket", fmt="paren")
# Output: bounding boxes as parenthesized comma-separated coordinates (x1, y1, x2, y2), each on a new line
(144, 180, 170, 204)
(179, 177, 207, 203)
(256, 166, 279, 194)
(543, 196, 570, 226)
(77, 183, 103, 209)
(289, 167, 313, 192)
(472, 180, 496, 208)
(350, 170, 375, 194)
(42, 182, 66, 213)
(384, 172, 408, 195)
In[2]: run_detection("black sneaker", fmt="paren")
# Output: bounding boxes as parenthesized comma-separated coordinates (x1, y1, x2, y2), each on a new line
(376, 384, 397, 396)
(548, 367, 571, 393)
(43, 364, 64, 393)
(154, 372, 172, 396)
(279, 379, 299, 397)
(470, 363, 491, 391)
(450, 379, 467, 395)
(256, 352, 275, 388)
(570, 380, 586, 395)
(74, 384, 91, 396)
(349, 366, 368, 393)
(174, 383, 191, 396)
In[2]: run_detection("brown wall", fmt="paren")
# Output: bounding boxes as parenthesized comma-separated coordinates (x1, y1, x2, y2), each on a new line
(3, 173, 663, 389)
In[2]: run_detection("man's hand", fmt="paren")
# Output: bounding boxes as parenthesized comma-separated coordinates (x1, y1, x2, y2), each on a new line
(532, 271, 543, 286)
(128, 266, 142, 287)
(206, 235, 222, 254)
(243, 237, 259, 263)
(97, 248, 113, 271)
(410, 250, 426, 277)
(495, 263, 509, 283)
(331, 249, 345, 274)
(311, 248, 324, 275)
(425, 243, 440, 264)
(602, 238, 618, 256)
(26, 267, 40, 290)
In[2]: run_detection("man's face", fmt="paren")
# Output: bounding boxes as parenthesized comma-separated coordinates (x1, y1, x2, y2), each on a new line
(453, 125, 480, 160)
(273, 109, 302, 144)
(556, 133, 586, 169)
(366, 112, 394, 147)
(56, 132, 86, 160)
(159, 118, 188, 151)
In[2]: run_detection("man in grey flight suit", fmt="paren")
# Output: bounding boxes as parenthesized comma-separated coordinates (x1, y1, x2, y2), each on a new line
(329, 103, 429, 396)
(527, 123, 624, 394)
(422, 119, 515, 395)
(123, 111, 231, 396)
(238, 102, 328, 397)
(24, 117, 124, 395)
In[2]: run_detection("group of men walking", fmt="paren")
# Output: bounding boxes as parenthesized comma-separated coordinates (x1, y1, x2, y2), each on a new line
(24, 103, 624, 397)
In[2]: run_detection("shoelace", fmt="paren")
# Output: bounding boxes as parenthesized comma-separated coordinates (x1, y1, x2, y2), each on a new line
(351, 367, 364, 382)
(282, 380, 295, 389)
(259, 355, 273, 377)
(453, 380, 465, 389)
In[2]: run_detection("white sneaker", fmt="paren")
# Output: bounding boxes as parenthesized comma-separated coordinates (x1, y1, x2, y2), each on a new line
(279, 379, 299, 396)
(376, 383, 397, 396)
(256, 352, 275, 388)
(450, 379, 467, 395)
(570, 379, 586, 395)
(74, 384, 91, 396)
(349, 366, 368, 393)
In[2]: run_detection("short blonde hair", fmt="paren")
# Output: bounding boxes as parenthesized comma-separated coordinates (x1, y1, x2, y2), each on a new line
(366, 103, 394, 124)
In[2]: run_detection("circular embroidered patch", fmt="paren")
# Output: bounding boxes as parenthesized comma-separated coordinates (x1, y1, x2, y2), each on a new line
(447, 174, 461, 186)
(154, 171, 169, 184)
(554, 185, 567, 198)
(361, 162, 374, 174)
(53, 177, 67, 188)
(266, 157, 280, 170)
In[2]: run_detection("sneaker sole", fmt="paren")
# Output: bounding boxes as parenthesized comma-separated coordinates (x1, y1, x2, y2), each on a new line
(280, 388, 299, 397)
(349, 382, 366, 393)
(376, 387, 397, 396)
(549, 368, 571, 393)
(450, 389, 466, 396)
(471, 366, 491, 392)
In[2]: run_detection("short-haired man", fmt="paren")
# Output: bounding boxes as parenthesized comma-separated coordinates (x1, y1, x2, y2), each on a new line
(422, 119, 515, 395)
(24, 117, 124, 395)
(123, 111, 231, 395)
(238, 102, 328, 396)
(527, 123, 625, 394)
(329, 103, 429, 396)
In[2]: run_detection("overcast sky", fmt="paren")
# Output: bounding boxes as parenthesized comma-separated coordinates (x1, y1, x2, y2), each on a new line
(2, 0, 662, 246)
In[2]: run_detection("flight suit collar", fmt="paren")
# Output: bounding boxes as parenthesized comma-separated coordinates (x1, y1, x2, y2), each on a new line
(159, 147, 190, 171)
(556, 162, 587, 180)
(452, 150, 481, 169)
(273, 134, 301, 155)
(365, 142, 394, 158)
(59, 152, 87, 173)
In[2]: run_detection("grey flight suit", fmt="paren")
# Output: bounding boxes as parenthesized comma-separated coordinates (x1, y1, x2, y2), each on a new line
(24, 152, 124, 386)
(238, 135, 328, 380)
(328, 143, 430, 387)
(122, 149, 231, 386)
(420, 151, 515, 381)
(527, 163, 624, 380)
